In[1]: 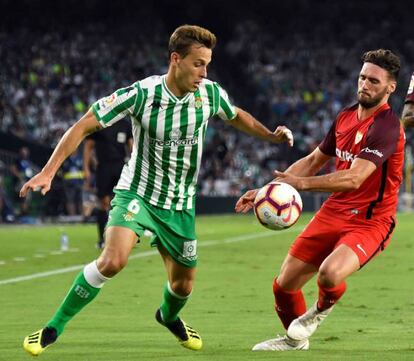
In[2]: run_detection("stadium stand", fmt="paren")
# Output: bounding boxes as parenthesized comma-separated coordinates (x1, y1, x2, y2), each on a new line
(1, 0, 413, 218)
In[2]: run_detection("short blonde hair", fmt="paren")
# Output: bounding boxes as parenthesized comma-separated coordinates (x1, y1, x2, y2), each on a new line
(169, 25, 216, 58)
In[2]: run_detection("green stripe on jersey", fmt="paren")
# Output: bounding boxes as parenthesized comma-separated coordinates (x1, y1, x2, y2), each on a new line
(157, 98, 176, 208)
(143, 84, 163, 201)
(183, 89, 204, 204)
(212, 84, 220, 115)
(205, 84, 215, 118)
(132, 82, 145, 115)
(220, 96, 236, 120)
(129, 88, 148, 193)
(170, 102, 189, 208)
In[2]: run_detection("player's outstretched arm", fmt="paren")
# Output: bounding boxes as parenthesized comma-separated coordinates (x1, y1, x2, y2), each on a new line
(285, 147, 332, 177)
(274, 157, 377, 192)
(228, 107, 293, 146)
(20, 109, 102, 197)
(402, 102, 414, 128)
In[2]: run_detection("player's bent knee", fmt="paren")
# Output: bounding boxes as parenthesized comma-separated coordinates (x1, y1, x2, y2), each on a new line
(97, 255, 128, 277)
(318, 266, 343, 287)
(170, 279, 193, 297)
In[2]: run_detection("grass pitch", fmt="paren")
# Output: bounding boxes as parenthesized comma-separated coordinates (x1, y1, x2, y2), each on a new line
(0, 213, 413, 361)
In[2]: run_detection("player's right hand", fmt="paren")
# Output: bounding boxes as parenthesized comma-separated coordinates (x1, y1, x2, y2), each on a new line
(235, 189, 259, 213)
(20, 172, 53, 197)
(273, 126, 294, 147)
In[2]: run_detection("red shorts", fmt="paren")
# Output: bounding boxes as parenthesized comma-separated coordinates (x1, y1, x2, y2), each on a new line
(289, 204, 396, 268)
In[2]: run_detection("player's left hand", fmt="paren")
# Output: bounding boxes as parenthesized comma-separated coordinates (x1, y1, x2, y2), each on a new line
(272, 126, 293, 147)
(273, 170, 302, 190)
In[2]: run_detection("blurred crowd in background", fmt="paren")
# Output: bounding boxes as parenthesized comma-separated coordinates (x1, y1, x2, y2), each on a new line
(1, 0, 413, 221)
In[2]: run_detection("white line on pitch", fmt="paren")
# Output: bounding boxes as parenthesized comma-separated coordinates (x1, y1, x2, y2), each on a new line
(0, 227, 301, 286)
(13, 257, 26, 262)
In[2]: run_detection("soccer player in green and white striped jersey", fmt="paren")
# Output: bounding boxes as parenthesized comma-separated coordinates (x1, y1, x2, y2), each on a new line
(21, 25, 293, 356)
(92, 72, 238, 211)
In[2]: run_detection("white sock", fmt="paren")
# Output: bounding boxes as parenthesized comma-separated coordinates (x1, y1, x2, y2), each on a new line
(83, 261, 110, 288)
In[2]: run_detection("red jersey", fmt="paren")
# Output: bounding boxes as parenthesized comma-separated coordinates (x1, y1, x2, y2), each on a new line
(319, 103, 405, 219)
(406, 72, 414, 103)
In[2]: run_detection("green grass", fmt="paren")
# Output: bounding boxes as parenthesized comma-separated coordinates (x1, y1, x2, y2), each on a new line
(1, 213, 414, 360)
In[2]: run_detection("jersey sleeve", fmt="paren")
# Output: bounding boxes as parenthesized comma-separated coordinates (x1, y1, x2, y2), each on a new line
(213, 82, 237, 121)
(92, 83, 139, 128)
(406, 72, 414, 103)
(357, 110, 400, 167)
(318, 118, 337, 156)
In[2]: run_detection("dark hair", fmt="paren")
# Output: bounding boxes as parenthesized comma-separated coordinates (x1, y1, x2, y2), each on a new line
(361, 49, 400, 80)
(169, 25, 216, 58)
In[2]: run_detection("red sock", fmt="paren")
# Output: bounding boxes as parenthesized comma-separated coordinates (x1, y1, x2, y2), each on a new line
(317, 279, 346, 311)
(273, 278, 306, 330)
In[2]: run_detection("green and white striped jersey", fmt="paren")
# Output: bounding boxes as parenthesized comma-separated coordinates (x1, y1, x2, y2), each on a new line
(92, 75, 237, 210)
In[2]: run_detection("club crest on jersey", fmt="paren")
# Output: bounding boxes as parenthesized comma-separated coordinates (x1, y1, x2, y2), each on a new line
(355, 131, 363, 144)
(169, 128, 182, 140)
(122, 211, 135, 222)
(194, 97, 203, 109)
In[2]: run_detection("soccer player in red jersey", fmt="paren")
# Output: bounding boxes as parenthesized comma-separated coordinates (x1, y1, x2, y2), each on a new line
(235, 49, 404, 351)
(402, 72, 414, 128)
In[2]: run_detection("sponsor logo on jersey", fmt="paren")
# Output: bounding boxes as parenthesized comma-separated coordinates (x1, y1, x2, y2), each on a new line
(361, 147, 383, 158)
(355, 131, 363, 144)
(149, 136, 198, 148)
(150, 100, 163, 109)
(194, 96, 203, 109)
(336, 148, 356, 162)
(357, 243, 368, 257)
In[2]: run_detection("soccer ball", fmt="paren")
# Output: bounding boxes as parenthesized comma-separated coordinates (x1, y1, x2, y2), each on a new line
(254, 182, 303, 230)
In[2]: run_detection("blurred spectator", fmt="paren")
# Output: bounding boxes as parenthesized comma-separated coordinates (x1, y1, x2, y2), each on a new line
(1, 1, 412, 198)
(402, 72, 414, 128)
(61, 149, 84, 216)
(0, 160, 16, 223)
